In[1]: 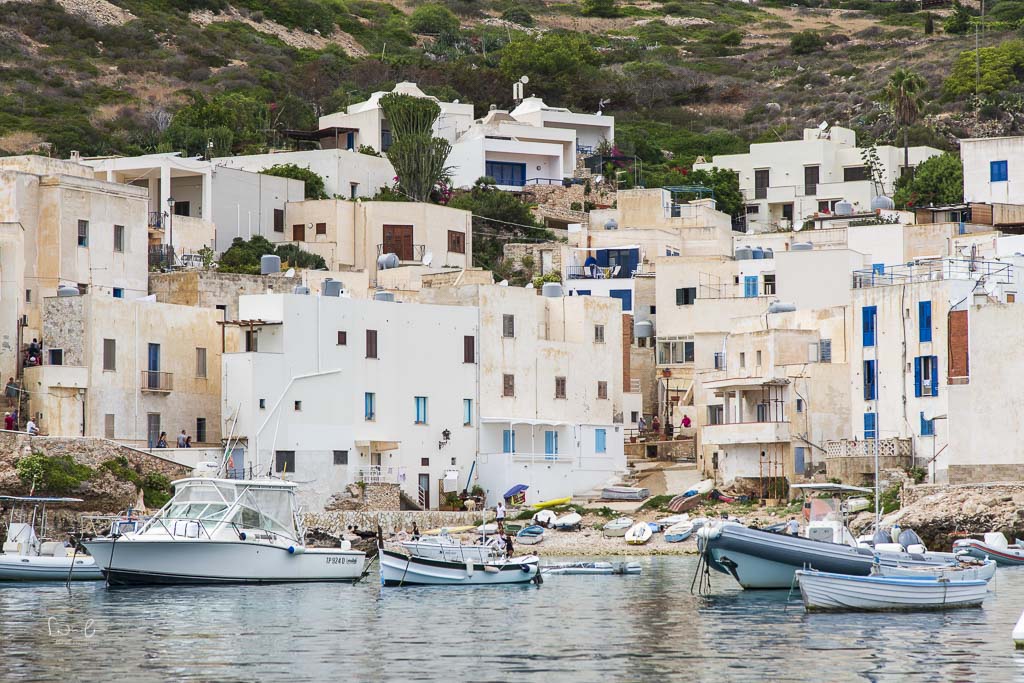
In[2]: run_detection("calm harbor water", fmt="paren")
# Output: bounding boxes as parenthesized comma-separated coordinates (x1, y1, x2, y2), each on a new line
(3, 556, 1024, 682)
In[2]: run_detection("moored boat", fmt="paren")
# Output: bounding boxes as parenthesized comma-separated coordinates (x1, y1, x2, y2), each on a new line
(664, 520, 695, 543)
(380, 549, 540, 586)
(400, 534, 502, 564)
(0, 496, 104, 582)
(625, 522, 652, 545)
(873, 559, 996, 583)
(545, 561, 641, 575)
(84, 477, 366, 585)
(953, 533, 1024, 566)
(796, 569, 988, 612)
(516, 525, 545, 545)
(603, 517, 633, 537)
(553, 512, 582, 531)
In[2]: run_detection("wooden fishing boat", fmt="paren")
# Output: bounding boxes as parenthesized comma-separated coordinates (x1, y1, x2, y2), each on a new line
(797, 569, 987, 611)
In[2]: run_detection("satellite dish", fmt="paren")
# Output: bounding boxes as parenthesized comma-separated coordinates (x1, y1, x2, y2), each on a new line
(794, 221, 804, 232)
(453, 99, 459, 104)
(818, 121, 829, 130)
(520, 76, 529, 84)
(422, 250, 433, 267)
(525, 283, 535, 289)
(498, 280, 509, 287)
(284, 268, 296, 278)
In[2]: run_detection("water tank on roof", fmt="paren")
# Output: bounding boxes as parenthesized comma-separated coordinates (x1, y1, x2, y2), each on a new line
(541, 282, 563, 298)
(634, 320, 654, 338)
(293, 286, 311, 295)
(792, 242, 814, 251)
(764, 248, 774, 259)
(735, 246, 753, 260)
(261, 254, 281, 275)
(374, 291, 396, 303)
(321, 279, 343, 297)
(56, 285, 80, 297)
(871, 195, 895, 211)
(768, 301, 796, 314)
(377, 253, 400, 270)
(752, 247, 764, 260)
(835, 200, 854, 216)
(604, 219, 618, 230)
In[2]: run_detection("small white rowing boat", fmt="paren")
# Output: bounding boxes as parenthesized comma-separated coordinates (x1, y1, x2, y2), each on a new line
(380, 549, 540, 586)
(603, 517, 633, 537)
(873, 559, 996, 583)
(625, 522, 652, 545)
(796, 569, 988, 612)
(664, 521, 695, 543)
(545, 562, 641, 576)
(553, 512, 582, 531)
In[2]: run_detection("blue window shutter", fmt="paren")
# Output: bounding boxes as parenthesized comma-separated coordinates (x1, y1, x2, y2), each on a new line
(919, 301, 932, 342)
(744, 276, 758, 298)
(554, 431, 559, 454)
(794, 447, 806, 475)
(991, 160, 1008, 182)
(596, 429, 606, 453)
(862, 306, 876, 347)
(914, 357, 922, 397)
(863, 360, 875, 401)
(931, 355, 939, 396)
(503, 430, 512, 453)
(920, 411, 934, 436)
(863, 412, 876, 439)
(872, 263, 885, 276)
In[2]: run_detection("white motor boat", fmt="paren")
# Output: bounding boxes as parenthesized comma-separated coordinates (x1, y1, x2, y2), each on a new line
(553, 512, 582, 531)
(664, 521, 695, 543)
(603, 517, 633, 537)
(625, 522, 652, 545)
(873, 559, 997, 583)
(400, 534, 503, 563)
(380, 549, 540, 586)
(796, 569, 988, 611)
(545, 561, 642, 575)
(0, 496, 103, 582)
(84, 477, 366, 585)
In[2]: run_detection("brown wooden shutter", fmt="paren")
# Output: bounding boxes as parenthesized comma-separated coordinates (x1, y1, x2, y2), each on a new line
(463, 335, 474, 363)
(503, 374, 514, 397)
(274, 209, 284, 232)
(366, 329, 377, 358)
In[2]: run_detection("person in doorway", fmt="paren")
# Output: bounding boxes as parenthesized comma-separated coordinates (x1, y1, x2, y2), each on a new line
(637, 415, 647, 433)
(786, 517, 800, 536)
(3, 412, 12, 431)
(652, 415, 661, 436)
(176, 430, 187, 448)
(156, 432, 168, 448)
(5, 378, 16, 408)
(26, 418, 38, 436)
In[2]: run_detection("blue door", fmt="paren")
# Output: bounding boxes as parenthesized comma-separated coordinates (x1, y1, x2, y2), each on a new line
(794, 446, 806, 475)
(147, 343, 160, 389)
(544, 430, 558, 458)
(609, 289, 632, 312)
(345, 132, 354, 150)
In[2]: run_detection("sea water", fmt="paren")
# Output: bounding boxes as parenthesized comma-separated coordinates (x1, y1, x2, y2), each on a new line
(3, 556, 1024, 682)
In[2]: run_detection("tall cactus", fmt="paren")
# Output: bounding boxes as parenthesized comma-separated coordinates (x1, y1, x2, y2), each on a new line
(379, 93, 453, 202)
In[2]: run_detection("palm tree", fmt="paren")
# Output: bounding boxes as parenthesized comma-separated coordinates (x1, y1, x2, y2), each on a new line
(884, 68, 927, 180)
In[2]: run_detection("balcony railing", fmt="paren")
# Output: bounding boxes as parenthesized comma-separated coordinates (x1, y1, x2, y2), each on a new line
(358, 466, 387, 484)
(140, 371, 173, 392)
(566, 265, 630, 279)
(852, 258, 1014, 289)
(824, 438, 912, 459)
(149, 244, 175, 269)
(702, 420, 790, 446)
(376, 243, 426, 263)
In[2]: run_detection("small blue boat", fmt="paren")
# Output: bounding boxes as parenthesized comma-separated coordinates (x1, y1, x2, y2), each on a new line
(516, 525, 545, 546)
(664, 521, 694, 543)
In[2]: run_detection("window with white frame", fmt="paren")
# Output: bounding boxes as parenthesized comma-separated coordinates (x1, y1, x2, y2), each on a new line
(657, 337, 694, 365)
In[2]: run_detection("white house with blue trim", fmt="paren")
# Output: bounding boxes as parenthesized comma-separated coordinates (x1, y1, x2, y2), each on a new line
(961, 136, 1024, 206)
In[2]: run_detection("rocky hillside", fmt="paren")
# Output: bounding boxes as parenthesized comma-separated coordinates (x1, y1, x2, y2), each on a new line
(1, 0, 1020, 182)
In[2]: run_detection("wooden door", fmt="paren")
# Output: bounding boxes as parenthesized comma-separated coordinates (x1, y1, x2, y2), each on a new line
(383, 225, 414, 261)
(292, 224, 305, 241)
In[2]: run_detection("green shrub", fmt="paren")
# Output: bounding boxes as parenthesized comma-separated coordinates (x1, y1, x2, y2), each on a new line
(409, 4, 460, 34)
(945, 40, 1024, 96)
(944, 0, 973, 34)
(261, 163, 328, 199)
(639, 494, 674, 511)
(790, 30, 826, 55)
(582, 0, 620, 17)
(501, 6, 534, 26)
(142, 472, 173, 508)
(720, 29, 743, 46)
(16, 453, 94, 495)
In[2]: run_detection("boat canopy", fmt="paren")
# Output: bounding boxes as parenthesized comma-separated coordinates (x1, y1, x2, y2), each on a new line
(160, 478, 299, 541)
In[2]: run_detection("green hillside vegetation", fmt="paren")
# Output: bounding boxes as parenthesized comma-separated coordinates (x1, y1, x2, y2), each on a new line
(2, 0, 1023, 198)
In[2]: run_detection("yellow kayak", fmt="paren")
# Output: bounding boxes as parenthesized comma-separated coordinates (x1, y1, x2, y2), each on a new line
(531, 497, 571, 510)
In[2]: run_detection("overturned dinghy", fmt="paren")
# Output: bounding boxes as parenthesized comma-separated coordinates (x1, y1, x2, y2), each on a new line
(797, 569, 988, 612)
(380, 549, 541, 586)
(546, 561, 641, 576)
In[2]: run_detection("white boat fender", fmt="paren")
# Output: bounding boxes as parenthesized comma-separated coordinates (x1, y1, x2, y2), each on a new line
(484, 565, 500, 573)
(907, 544, 927, 554)
(288, 545, 306, 555)
(465, 560, 474, 577)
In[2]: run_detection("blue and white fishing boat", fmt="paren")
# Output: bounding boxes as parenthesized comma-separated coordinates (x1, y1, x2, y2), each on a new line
(380, 549, 541, 586)
(664, 520, 694, 543)
(873, 558, 996, 583)
(953, 532, 1024, 566)
(796, 569, 988, 612)
(516, 525, 545, 546)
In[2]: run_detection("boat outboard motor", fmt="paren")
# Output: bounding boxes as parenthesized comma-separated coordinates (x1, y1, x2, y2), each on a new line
(872, 529, 891, 547)
(898, 528, 926, 553)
